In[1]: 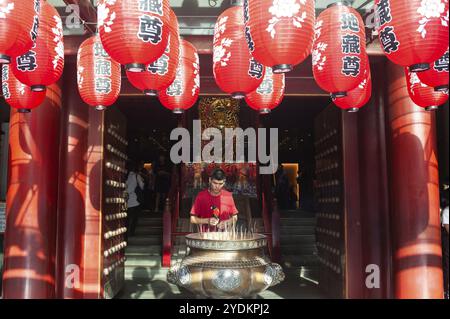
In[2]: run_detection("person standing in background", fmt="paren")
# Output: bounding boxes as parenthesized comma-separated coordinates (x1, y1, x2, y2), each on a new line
(125, 161, 145, 239)
(153, 155, 171, 213)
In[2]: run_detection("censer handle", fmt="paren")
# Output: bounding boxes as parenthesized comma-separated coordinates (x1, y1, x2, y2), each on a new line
(267, 263, 285, 287)
(167, 263, 191, 286)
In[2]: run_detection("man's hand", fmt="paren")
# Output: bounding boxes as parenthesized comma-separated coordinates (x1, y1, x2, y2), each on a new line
(217, 218, 235, 230)
(209, 218, 219, 226)
(217, 221, 227, 230)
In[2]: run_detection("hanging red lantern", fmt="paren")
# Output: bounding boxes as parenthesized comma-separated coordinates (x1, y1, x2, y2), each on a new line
(11, 0, 64, 92)
(243, 0, 315, 73)
(245, 67, 285, 114)
(312, 3, 368, 99)
(0, 0, 40, 64)
(126, 8, 180, 96)
(333, 69, 372, 112)
(417, 49, 449, 92)
(2, 64, 46, 113)
(375, 0, 449, 72)
(159, 40, 199, 114)
(98, 0, 171, 72)
(405, 68, 449, 111)
(213, 5, 265, 99)
(77, 35, 121, 111)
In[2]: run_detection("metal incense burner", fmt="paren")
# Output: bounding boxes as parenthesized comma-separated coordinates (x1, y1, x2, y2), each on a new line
(167, 231, 285, 299)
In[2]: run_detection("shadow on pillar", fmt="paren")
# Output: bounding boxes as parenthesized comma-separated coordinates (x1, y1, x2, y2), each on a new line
(386, 62, 443, 299)
(2, 84, 61, 299)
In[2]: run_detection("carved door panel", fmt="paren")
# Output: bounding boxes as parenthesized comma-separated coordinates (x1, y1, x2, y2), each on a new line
(101, 107, 128, 299)
(314, 106, 345, 298)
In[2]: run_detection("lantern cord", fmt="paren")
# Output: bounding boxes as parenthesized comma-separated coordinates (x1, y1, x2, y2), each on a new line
(356, 0, 372, 10)
(82, 20, 98, 35)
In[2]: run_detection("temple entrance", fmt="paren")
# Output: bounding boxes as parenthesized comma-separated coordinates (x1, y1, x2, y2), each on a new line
(111, 93, 330, 299)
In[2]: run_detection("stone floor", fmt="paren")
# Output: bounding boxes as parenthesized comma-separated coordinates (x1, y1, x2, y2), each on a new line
(116, 266, 324, 299)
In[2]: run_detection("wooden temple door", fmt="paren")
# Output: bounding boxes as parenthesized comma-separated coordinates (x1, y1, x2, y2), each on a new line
(57, 104, 128, 298)
(314, 106, 346, 298)
(56, 61, 128, 298)
(314, 105, 367, 298)
(100, 107, 128, 298)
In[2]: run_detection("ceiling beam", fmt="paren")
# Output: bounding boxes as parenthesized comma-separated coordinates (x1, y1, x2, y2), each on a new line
(64, 33, 384, 56)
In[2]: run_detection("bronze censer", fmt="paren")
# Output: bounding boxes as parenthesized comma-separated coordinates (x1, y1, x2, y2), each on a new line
(167, 232, 285, 298)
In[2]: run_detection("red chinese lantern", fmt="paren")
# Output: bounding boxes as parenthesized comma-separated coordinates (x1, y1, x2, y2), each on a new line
(405, 68, 449, 111)
(245, 67, 285, 114)
(244, 0, 315, 73)
(2, 64, 46, 113)
(417, 49, 449, 92)
(159, 40, 199, 114)
(77, 35, 121, 111)
(11, 0, 64, 92)
(0, 0, 40, 64)
(98, 0, 171, 72)
(333, 69, 372, 112)
(375, 0, 449, 72)
(126, 8, 180, 96)
(312, 3, 368, 99)
(213, 5, 265, 99)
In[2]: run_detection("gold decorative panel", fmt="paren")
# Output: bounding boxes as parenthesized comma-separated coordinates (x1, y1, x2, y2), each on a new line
(198, 97, 240, 133)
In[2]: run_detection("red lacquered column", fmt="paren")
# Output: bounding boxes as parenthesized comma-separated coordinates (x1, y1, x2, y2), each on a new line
(55, 63, 89, 298)
(386, 62, 443, 299)
(2, 84, 62, 298)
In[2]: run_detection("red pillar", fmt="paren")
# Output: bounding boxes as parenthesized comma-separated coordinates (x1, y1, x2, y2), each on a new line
(357, 60, 393, 298)
(2, 84, 61, 298)
(56, 63, 89, 298)
(386, 62, 443, 298)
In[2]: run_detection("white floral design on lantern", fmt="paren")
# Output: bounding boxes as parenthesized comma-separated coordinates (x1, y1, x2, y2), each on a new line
(313, 19, 323, 41)
(77, 47, 84, 88)
(213, 38, 233, 67)
(417, 0, 448, 38)
(98, 1, 117, 33)
(408, 71, 427, 95)
(192, 53, 200, 96)
(52, 15, 64, 70)
(266, 0, 307, 39)
(358, 77, 367, 90)
(213, 16, 229, 44)
(77, 65, 84, 88)
(0, 1, 14, 19)
(18, 83, 25, 96)
(312, 42, 328, 71)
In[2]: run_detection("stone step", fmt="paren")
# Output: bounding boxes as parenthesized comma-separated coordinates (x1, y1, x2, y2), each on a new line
(279, 225, 316, 234)
(280, 244, 317, 255)
(280, 234, 316, 244)
(117, 279, 192, 299)
(125, 255, 162, 267)
(281, 254, 320, 267)
(279, 218, 316, 226)
(138, 218, 163, 227)
(125, 245, 162, 256)
(134, 226, 163, 236)
(127, 235, 162, 246)
(125, 266, 170, 280)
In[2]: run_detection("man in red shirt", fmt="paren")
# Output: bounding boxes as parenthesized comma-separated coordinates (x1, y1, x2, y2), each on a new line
(190, 168, 238, 231)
